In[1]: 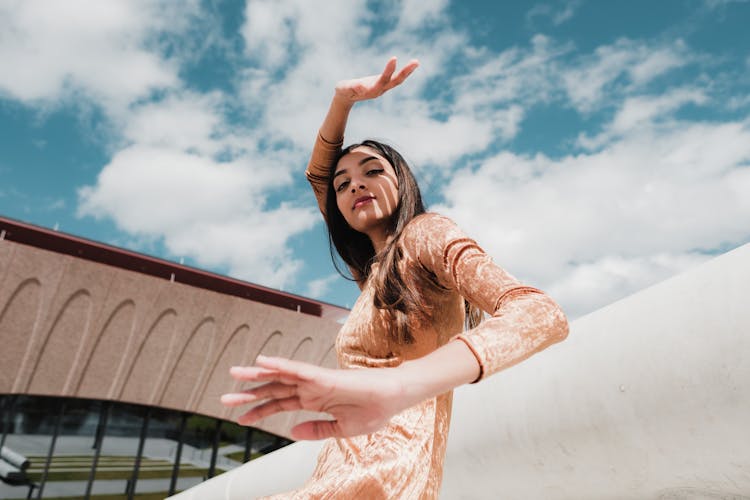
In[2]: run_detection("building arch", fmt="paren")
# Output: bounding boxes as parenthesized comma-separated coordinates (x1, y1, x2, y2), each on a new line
(0, 278, 42, 388)
(28, 289, 92, 394)
(76, 299, 136, 397)
(120, 308, 178, 402)
(160, 317, 216, 409)
(318, 344, 337, 369)
(197, 324, 251, 416)
(290, 337, 314, 360)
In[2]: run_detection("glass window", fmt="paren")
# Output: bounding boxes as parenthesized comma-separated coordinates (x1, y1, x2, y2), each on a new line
(0, 395, 293, 499)
(1, 395, 61, 499)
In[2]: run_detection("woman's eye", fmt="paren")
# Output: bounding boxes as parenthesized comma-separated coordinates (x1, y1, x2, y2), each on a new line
(336, 181, 349, 192)
(367, 168, 384, 175)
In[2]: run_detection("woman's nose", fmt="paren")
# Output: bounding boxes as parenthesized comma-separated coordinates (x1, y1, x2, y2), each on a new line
(350, 182, 365, 193)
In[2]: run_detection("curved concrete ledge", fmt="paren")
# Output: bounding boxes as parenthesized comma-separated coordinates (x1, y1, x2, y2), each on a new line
(169, 243, 750, 499)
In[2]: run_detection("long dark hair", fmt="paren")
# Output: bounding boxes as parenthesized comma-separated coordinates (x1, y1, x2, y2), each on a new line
(325, 139, 480, 343)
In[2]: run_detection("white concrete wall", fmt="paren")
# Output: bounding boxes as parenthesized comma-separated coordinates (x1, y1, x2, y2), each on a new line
(169, 243, 750, 499)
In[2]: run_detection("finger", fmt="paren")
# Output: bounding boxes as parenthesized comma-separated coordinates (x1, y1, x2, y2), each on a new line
(376, 57, 398, 87)
(388, 59, 419, 88)
(291, 420, 341, 440)
(237, 396, 303, 425)
(254, 356, 320, 382)
(230, 365, 302, 385)
(229, 366, 278, 381)
(220, 382, 297, 407)
(221, 392, 251, 407)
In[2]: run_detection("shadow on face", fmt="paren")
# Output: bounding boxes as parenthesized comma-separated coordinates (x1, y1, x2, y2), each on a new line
(332, 146, 400, 237)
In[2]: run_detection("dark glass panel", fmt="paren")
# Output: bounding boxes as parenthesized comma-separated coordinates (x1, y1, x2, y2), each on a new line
(0, 395, 55, 499)
(0, 395, 294, 499)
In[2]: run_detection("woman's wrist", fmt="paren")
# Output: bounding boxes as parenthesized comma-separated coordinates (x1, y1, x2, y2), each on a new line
(390, 362, 435, 409)
(331, 93, 355, 110)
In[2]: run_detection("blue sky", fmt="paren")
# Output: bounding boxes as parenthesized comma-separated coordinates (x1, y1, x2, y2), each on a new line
(1, 0, 749, 317)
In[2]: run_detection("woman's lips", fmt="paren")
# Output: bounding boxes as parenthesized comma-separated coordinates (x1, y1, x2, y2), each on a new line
(353, 196, 376, 209)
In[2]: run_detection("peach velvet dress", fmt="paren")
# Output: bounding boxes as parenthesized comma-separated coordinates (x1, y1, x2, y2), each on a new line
(265, 135, 569, 499)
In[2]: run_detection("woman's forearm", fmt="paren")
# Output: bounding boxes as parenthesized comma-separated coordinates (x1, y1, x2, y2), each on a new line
(395, 340, 481, 406)
(319, 95, 354, 143)
(395, 294, 568, 406)
(306, 95, 355, 213)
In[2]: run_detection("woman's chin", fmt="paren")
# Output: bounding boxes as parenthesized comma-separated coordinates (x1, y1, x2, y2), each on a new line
(347, 218, 387, 237)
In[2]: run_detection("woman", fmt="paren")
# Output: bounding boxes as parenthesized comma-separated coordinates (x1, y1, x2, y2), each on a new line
(221, 57, 569, 499)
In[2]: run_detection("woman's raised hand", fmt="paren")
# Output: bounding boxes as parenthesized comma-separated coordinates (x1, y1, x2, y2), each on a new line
(334, 56, 419, 103)
(221, 356, 412, 440)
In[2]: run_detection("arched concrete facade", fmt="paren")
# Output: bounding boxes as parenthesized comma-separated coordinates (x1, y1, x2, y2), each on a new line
(0, 224, 345, 438)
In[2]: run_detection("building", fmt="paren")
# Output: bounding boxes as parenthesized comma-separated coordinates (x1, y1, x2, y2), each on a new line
(0, 215, 348, 499)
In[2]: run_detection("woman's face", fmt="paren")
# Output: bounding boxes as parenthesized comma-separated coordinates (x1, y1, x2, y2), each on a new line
(333, 146, 400, 236)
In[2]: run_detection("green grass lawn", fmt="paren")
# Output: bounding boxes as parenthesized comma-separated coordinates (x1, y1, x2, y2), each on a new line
(223, 450, 264, 462)
(44, 493, 174, 500)
(24, 455, 224, 482)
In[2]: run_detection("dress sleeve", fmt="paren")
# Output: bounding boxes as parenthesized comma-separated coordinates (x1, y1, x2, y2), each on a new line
(405, 213, 569, 382)
(305, 132, 343, 217)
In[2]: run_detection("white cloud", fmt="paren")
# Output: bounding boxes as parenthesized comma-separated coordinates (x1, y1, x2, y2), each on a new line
(452, 35, 568, 112)
(578, 87, 708, 149)
(552, 0, 582, 24)
(242, 0, 302, 68)
(305, 273, 340, 299)
(346, 101, 496, 169)
(80, 146, 266, 234)
(78, 144, 317, 287)
(527, 0, 582, 26)
(563, 39, 691, 113)
(0, 0, 197, 113)
(609, 88, 707, 133)
(547, 252, 712, 317)
(121, 91, 227, 156)
(397, 0, 450, 28)
(435, 117, 750, 317)
(242, 0, 370, 70)
(628, 43, 688, 85)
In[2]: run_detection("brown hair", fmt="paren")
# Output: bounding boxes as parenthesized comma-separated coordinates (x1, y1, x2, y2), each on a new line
(325, 139, 480, 343)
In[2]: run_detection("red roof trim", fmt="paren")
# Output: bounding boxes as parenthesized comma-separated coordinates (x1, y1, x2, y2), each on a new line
(0, 216, 348, 320)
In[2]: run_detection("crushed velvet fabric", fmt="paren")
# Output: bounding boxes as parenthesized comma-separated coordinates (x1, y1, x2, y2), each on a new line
(262, 134, 568, 499)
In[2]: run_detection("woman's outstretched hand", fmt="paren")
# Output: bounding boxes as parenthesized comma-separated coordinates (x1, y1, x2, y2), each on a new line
(334, 56, 419, 104)
(221, 356, 415, 440)
(222, 342, 481, 440)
